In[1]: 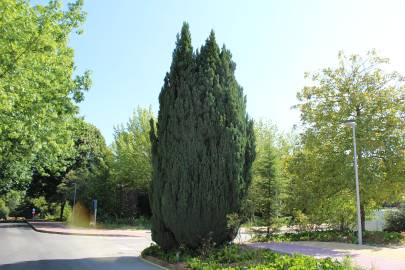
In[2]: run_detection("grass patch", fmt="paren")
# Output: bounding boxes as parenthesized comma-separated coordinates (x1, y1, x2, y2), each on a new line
(252, 230, 405, 246)
(142, 243, 360, 270)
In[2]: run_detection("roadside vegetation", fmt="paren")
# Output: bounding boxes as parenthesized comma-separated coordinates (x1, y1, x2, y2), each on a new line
(96, 216, 151, 230)
(252, 230, 405, 246)
(141, 244, 360, 270)
(384, 204, 405, 233)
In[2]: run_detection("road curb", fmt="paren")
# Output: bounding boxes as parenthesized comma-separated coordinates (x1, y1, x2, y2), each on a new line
(139, 256, 170, 270)
(25, 220, 144, 238)
(141, 256, 188, 270)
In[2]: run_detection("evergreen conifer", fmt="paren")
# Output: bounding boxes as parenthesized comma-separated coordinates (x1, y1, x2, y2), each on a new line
(150, 23, 255, 249)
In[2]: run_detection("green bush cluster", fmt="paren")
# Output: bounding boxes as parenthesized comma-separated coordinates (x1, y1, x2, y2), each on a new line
(0, 190, 25, 220)
(0, 199, 10, 220)
(385, 204, 405, 232)
(253, 230, 405, 245)
(142, 244, 195, 264)
(99, 216, 151, 230)
(142, 244, 353, 270)
(26, 196, 72, 221)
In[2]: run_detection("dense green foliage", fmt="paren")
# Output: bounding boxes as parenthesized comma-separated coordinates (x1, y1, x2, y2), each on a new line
(3, 106, 155, 224)
(97, 216, 151, 230)
(0, 198, 9, 220)
(150, 23, 255, 249)
(110, 107, 155, 217)
(0, 0, 91, 193)
(253, 230, 405, 246)
(52, 120, 111, 220)
(0, 1, 152, 224)
(29, 120, 108, 190)
(249, 122, 278, 231)
(286, 51, 405, 231)
(246, 121, 291, 231)
(142, 244, 357, 270)
(60, 107, 155, 223)
(385, 204, 405, 232)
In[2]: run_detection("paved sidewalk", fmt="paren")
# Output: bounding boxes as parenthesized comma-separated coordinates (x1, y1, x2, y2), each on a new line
(248, 241, 405, 270)
(27, 221, 151, 238)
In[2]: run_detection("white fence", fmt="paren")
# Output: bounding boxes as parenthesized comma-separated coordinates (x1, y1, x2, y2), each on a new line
(365, 208, 397, 231)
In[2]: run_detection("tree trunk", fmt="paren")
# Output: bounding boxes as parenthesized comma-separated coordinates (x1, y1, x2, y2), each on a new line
(360, 203, 366, 232)
(59, 200, 66, 221)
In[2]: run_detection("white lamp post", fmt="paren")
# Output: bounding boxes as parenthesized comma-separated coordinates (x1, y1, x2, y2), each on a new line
(344, 120, 362, 245)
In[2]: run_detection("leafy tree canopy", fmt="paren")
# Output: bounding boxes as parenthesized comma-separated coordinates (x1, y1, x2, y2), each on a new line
(111, 107, 155, 193)
(0, 0, 91, 193)
(289, 50, 405, 229)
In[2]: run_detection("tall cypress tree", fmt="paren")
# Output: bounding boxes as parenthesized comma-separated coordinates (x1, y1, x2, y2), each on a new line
(150, 23, 255, 250)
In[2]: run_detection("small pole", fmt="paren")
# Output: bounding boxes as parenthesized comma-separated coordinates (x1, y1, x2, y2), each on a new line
(72, 183, 77, 223)
(93, 199, 97, 227)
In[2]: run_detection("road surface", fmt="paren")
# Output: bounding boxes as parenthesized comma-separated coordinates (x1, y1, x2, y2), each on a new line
(0, 223, 161, 270)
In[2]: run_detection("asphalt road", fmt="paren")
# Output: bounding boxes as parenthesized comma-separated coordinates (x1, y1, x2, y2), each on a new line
(0, 223, 161, 270)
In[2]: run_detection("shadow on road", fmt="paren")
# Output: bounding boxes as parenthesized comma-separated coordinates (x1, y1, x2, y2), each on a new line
(0, 224, 30, 229)
(248, 242, 351, 258)
(0, 256, 158, 270)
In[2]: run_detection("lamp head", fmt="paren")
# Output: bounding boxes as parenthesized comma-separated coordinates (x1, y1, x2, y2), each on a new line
(343, 120, 356, 128)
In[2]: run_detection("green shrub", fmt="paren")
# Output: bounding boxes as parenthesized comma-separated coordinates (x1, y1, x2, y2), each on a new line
(4, 190, 24, 215)
(30, 196, 49, 219)
(0, 199, 10, 220)
(385, 204, 405, 232)
(142, 244, 194, 264)
(253, 230, 404, 245)
(44, 203, 72, 221)
(364, 231, 403, 244)
(98, 216, 151, 229)
(58, 203, 72, 221)
(142, 243, 350, 270)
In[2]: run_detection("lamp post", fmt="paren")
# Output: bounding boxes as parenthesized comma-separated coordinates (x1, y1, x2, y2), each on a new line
(72, 182, 77, 223)
(344, 120, 362, 245)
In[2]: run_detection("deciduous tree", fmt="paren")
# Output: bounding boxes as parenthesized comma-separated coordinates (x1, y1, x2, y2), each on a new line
(0, 0, 90, 193)
(290, 51, 405, 231)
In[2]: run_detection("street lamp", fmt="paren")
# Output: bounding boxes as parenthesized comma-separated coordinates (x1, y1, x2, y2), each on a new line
(343, 120, 362, 245)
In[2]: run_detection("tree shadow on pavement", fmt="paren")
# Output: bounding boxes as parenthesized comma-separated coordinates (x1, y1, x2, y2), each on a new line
(248, 242, 352, 258)
(0, 224, 30, 230)
(0, 256, 159, 270)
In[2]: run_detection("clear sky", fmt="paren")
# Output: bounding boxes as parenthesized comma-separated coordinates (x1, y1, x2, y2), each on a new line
(63, 0, 405, 144)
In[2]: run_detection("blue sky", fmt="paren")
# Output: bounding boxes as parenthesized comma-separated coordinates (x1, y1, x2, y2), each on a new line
(62, 0, 405, 144)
